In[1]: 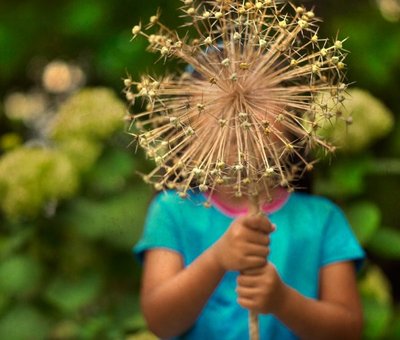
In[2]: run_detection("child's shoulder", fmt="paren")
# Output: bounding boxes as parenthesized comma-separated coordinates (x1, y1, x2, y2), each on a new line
(289, 192, 343, 215)
(282, 193, 350, 235)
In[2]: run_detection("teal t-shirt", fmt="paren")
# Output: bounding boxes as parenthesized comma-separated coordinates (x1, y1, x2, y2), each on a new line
(134, 190, 365, 340)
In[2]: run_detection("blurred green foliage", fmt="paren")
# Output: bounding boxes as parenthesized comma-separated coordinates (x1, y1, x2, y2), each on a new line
(0, 85, 153, 338)
(0, 0, 399, 339)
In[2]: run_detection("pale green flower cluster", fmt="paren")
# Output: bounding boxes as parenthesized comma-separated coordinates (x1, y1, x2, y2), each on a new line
(0, 88, 126, 219)
(0, 148, 78, 218)
(317, 88, 394, 153)
(50, 88, 125, 141)
(50, 88, 125, 173)
(56, 139, 103, 173)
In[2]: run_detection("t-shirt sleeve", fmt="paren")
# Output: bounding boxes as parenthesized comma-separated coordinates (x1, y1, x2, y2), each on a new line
(133, 192, 183, 263)
(320, 201, 366, 270)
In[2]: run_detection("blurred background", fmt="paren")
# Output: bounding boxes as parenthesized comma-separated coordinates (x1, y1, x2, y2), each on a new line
(0, 0, 399, 339)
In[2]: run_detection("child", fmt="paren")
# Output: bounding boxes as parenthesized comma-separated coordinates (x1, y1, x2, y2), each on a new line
(129, 1, 365, 337)
(134, 183, 365, 339)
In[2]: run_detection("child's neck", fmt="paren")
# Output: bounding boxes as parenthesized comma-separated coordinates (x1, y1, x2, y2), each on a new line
(206, 186, 290, 217)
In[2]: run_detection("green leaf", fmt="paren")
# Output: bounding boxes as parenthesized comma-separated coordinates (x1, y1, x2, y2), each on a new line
(0, 132, 22, 151)
(112, 293, 146, 332)
(0, 305, 50, 340)
(314, 157, 371, 198)
(0, 255, 42, 296)
(103, 185, 153, 249)
(387, 311, 400, 339)
(63, 185, 152, 249)
(48, 320, 80, 340)
(0, 292, 10, 315)
(362, 296, 393, 340)
(359, 265, 392, 305)
(0, 228, 33, 260)
(45, 272, 102, 313)
(368, 227, 400, 259)
(130, 312, 147, 332)
(60, 0, 107, 37)
(0, 24, 26, 82)
(78, 315, 111, 340)
(345, 201, 381, 246)
(359, 266, 394, 339)
(86, 148, 136, 195)
(127, 330, 158, 340)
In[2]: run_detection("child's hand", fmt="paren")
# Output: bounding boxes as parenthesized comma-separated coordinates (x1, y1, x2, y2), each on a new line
(210, 214, 274, 272)
(236, 263, 288, 315)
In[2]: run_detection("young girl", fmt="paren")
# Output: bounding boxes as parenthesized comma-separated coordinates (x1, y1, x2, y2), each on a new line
(134, 183, 365, 339)
(130, 2, 364, 337)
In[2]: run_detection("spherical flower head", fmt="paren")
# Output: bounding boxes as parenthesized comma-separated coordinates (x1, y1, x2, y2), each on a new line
(126, 0, 349, 198)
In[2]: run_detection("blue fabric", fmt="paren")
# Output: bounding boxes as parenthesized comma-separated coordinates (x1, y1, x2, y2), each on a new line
(134, 190, 365, 340)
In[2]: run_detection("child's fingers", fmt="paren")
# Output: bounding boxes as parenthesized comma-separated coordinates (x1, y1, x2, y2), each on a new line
(237, 273, 261, 287)
(236, 285, 258, 299)
(237, 296, 257, 312)
(245, 231, 270, 246)
(243, 255, 266, 269)
(242, 214, 274, 233)
(244, 244, 270, 258)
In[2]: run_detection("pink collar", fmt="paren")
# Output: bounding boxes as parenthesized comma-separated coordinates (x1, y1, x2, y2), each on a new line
(204, 188, 291, 218)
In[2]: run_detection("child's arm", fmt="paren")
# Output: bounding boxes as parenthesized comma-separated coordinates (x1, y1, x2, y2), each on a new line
(140, 214, 273, 338)
(237, 261, 363, 340)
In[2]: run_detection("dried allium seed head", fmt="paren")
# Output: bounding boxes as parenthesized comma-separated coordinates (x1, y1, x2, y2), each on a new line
(126, 0, 349, 196)
(279, 20, 287, 28)
(311, 34, 318, 43)
(335, 40, 343, 50)
(132, 24, 141, 36)
(214, 11, 223, 19)
(187, 7, 195, 15)
(204, 36, 213, 45)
